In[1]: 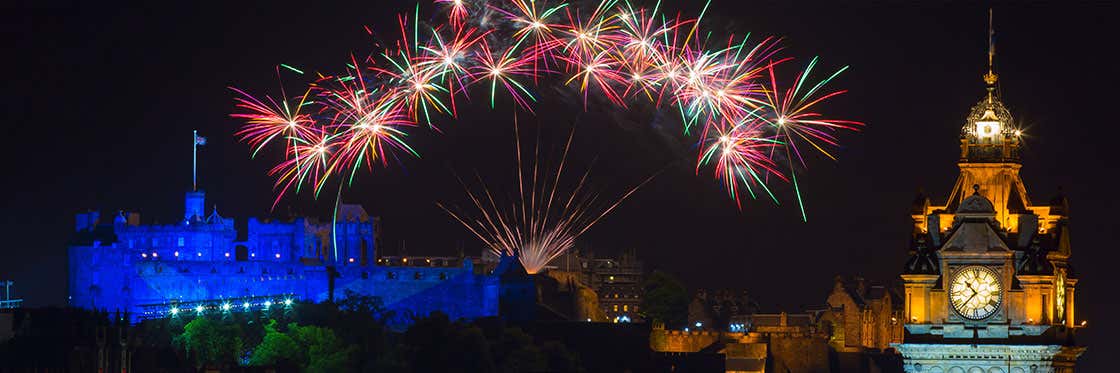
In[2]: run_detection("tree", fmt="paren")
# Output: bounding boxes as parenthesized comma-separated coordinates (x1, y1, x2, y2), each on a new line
(337, 289, 391, 320)
(640, 271, 690, 329)
(289, 323, 353, 373)
(248, 320, 302, 369)
(492, 327, 545, 373)
(402, 312, 496, 373)
(540, 340, 584, 373)
(173, 317, 243, 370)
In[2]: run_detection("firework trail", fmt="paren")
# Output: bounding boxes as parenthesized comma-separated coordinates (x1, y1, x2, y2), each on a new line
(229, 0, 863, 216)
(438, 118, 654, 274)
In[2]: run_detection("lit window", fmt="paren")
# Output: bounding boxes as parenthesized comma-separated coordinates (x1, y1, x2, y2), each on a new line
(613, 305, 618, 312)
(609, 276, 615, 282)
(177, 237, 185, 247)
(623, 305, 629, 311)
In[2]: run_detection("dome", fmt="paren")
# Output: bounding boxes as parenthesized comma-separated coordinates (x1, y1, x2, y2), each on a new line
(963, 93, 1014, 138)
(956, 185, 995, 214)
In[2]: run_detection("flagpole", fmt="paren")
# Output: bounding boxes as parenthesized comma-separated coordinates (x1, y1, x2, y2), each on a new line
(193, 129, 198, 191)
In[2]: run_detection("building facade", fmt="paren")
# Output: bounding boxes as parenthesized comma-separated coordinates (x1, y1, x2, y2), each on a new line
(69, 191, 498, 324)
(892, 57, 1085, 371)
(549, 248, 645, 322)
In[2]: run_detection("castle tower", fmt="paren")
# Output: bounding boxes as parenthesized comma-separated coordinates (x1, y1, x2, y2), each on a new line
(893, 11, 1085, 372)
(184, 190, 205, 223)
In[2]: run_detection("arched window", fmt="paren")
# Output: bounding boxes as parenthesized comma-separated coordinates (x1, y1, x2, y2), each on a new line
(235, 245, 249, 261)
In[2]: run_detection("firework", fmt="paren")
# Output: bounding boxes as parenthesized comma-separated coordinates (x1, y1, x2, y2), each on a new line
(229, 0, 862, 216)
(439, 121, 652, 274)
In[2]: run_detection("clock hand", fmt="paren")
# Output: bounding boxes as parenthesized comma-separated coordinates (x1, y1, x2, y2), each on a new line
(965, 292, 977, 307)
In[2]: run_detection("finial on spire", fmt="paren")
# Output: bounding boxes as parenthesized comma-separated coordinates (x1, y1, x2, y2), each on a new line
(983, 8, 998, 88)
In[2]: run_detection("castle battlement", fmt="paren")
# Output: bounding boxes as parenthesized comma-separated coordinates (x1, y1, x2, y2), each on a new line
(69, 190, 498, 324)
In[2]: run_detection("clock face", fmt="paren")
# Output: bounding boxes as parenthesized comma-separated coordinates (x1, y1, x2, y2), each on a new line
(950, 266, 1003, 320)
(976, 120, 1001, 139)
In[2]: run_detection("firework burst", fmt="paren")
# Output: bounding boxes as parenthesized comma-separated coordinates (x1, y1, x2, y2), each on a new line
(229, 0, 862, 217)
(439, 121, 652, 274)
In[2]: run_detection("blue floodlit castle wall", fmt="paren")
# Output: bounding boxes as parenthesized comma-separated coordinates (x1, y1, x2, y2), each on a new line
(68, 191, 498, 324)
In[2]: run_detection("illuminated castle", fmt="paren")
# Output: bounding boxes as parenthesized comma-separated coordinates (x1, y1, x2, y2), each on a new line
(68, 190, 499, 324)
(892, 18, 1085, 372)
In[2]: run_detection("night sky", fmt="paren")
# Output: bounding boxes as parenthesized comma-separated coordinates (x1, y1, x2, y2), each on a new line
(9, 0, 1118, 368)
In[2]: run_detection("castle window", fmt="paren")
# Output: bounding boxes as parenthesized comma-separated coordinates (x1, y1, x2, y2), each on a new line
(361, 272, 368, 279)
(414, 272, 423, 280)
(387, 272, 396, 280)
(177, 237, 185, 247)
(439, 272, 447, 280)
(128, 240, 134, 249)
(613, 305, 619, 312)
(623, 305, 629, 311)
(152, 238, 158, 247)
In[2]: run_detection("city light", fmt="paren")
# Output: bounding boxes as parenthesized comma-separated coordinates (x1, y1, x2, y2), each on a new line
(194, 305, 204, 313)
(275, 253, 280, 258)
(264, 300, 272, 308)
(174, 251, 179, 257)
(170, 307, 179, 315)
(243, 302, 251, 309)
(283, 298, 292, 306)
(221, 302, 231, 311)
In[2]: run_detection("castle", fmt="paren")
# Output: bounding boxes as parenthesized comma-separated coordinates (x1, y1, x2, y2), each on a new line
(68, 190, 498, 324)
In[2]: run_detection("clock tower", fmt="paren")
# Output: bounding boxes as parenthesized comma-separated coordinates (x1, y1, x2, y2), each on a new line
(892, 11, 1085, 373)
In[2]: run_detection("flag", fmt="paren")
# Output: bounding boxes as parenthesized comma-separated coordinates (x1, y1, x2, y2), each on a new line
(195, 134, 207, 146)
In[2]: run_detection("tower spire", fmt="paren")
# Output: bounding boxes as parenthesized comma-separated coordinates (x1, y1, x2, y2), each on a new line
(983, 8, 998, 98)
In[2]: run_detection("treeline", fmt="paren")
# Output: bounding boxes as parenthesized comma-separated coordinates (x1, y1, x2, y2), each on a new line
(0, 291, 583, 372)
